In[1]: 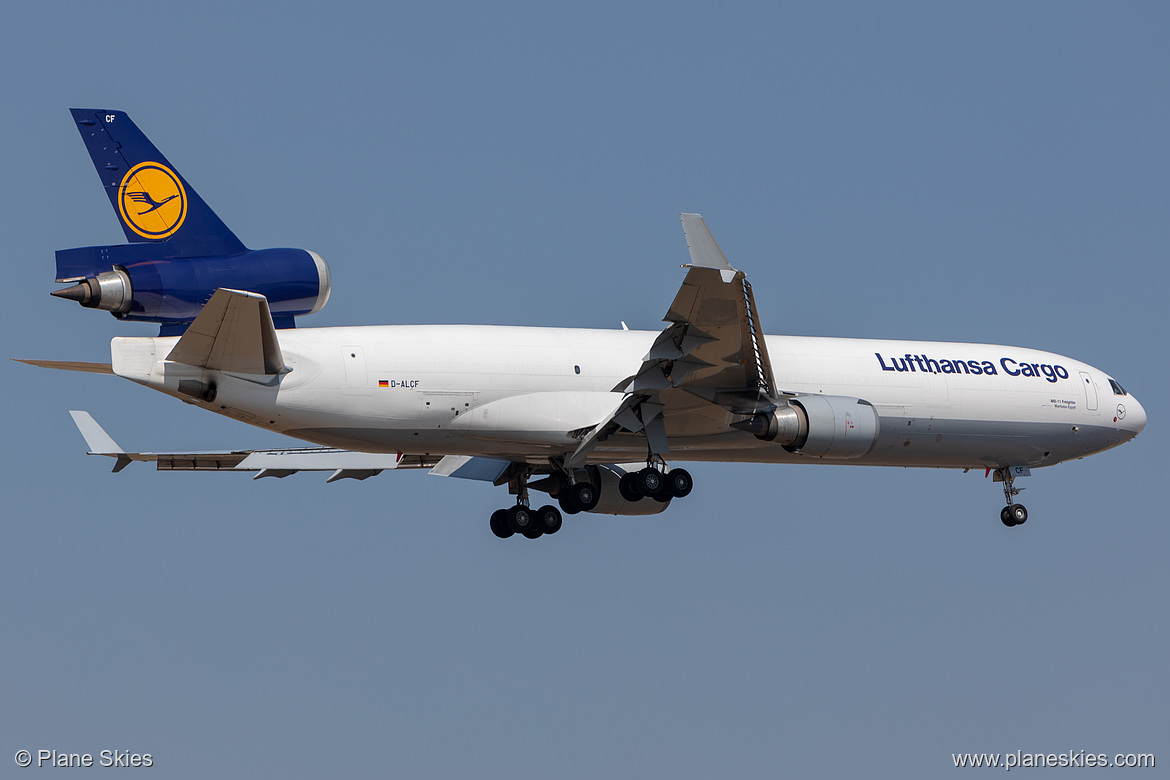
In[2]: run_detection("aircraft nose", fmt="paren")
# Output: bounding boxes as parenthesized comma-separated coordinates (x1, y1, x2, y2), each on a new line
(1118, 395, 1146, 438)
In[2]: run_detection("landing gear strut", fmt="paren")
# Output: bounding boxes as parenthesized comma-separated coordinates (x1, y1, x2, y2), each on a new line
(995, 467, 1028, 527)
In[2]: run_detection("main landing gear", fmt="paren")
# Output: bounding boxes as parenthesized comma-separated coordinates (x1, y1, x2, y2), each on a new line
(995, 467, 1028, 528)
(557, 481, 600, 515)
(486, 464, 695, 540)
(617, 465, 692, 504)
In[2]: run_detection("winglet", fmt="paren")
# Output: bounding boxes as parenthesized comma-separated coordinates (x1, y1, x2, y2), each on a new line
(69, 410, 132, 472)
(680, 213, 737, 282)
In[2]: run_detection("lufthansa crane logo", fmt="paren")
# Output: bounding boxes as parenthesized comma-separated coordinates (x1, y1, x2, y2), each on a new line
(118, 162, 187, 239)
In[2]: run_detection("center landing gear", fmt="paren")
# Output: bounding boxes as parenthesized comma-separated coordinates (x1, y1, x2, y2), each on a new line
(489, 503, 563, 539)
(488, 475, 562, 540)
(995, 467, 1028, 527)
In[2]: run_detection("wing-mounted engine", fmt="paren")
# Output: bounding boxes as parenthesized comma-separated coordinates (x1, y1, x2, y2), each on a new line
(51, 109, 331, 335)
(735, 395, 880, 459)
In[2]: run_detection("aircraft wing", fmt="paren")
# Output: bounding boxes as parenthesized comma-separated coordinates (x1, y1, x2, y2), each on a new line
(566, 214, 777, 467)
(68, 411, 440, 481)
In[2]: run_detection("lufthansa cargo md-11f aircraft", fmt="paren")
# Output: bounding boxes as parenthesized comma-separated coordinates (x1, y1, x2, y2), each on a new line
(21, 110, 1146, 539)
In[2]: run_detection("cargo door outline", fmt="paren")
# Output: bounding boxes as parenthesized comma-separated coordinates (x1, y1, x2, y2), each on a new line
(342, 346, 367, 389)
(1079, 371, 1098, 411)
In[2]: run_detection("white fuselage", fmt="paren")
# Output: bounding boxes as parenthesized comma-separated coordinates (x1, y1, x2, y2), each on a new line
(110, 325, 1146, 470)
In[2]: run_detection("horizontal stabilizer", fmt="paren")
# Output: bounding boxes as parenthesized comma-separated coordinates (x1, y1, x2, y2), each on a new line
(167, 288, 287, 375)
(15, 359, 114, 374)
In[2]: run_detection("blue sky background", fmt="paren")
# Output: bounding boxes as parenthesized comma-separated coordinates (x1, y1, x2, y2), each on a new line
(2, 2, 1166, 777)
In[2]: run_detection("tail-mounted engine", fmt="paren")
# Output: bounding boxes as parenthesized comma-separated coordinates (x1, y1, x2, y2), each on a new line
(735, 395, 880, 459)
(52, 244, 331, 333)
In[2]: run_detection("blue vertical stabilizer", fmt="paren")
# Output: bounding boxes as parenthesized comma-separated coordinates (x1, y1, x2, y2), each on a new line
(70, 108, 246, 257)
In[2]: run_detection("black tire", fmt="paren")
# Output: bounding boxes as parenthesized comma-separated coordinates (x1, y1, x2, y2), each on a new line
(490, 508, 514, 538)
(619, 472, 643, 502)
(522, 527, 544, 539)
(572, 481, 600, 512)
(1010, 504, 1028, 525)
(559, 490, 582, 515)
(1000, 506, 1015, 527)
(507, 505, 534, 533)
(666, 468, 693, 498)
(535, 505, 563, 535)
(637, 467, 663, 496)
(638, 467, 671, 503)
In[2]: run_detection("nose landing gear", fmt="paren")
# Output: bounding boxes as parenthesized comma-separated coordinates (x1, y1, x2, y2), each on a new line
(995, 467, 1028, 527)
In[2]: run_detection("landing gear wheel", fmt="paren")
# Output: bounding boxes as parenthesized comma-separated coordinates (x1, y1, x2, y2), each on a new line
(521, 527, 544, 539)
(490, 508, 514, 538)
(535, 505, 563, 535)
(1009, 504, 1027, 525)
(619, 472, 643, 502)
(666, 468, 693, 498)
(507, 505, 535, 534)
(558, 490, 582, 515)
(570, 481, 599, 512)
(638, 467, 671, 503)
(1000, 506, 1015, 527)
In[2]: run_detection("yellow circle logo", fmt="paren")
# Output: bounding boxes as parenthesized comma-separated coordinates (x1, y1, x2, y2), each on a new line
(118, 162, 187, 239)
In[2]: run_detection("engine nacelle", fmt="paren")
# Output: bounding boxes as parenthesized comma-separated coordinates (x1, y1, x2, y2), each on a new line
(588, 465, 672, 515)
(52, 244, 331, 333)
(740, 395, 880, 459)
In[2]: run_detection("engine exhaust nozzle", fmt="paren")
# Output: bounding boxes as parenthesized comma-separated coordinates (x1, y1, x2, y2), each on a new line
(51, 268, 132, 313)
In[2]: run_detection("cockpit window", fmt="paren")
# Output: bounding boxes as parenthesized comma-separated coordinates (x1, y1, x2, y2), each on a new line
(1109, 379, 1127, 396)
